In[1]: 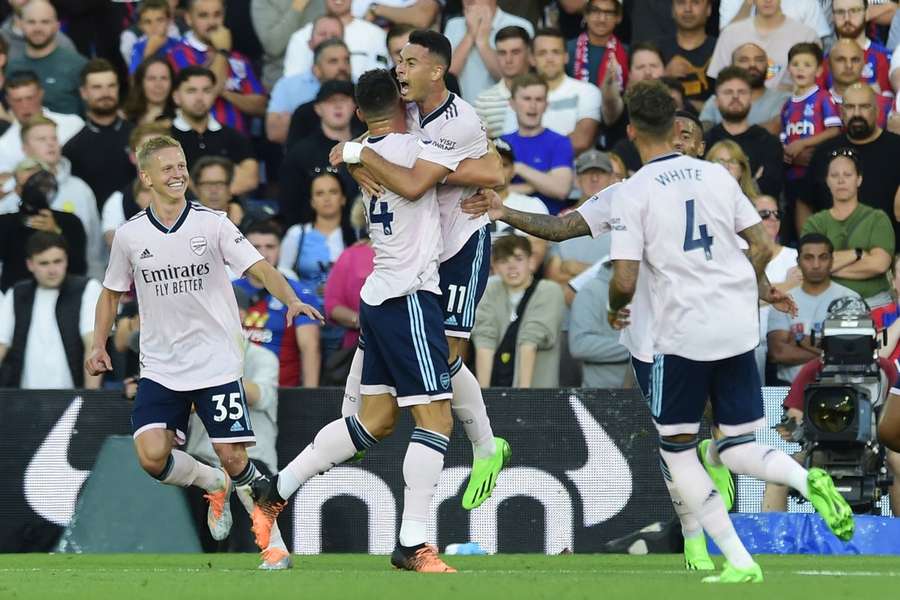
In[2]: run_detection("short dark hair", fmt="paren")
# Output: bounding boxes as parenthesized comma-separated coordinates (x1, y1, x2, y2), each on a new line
(354, 68, 400, 119)
(531, 27, 565, 49)
(510, 72, 546, 97)
(244, 219, 283, 241)
(174, 65, 216, 89)
(798, 232, 834, 255)
(588, 0, 623, 14)
(5, 70, 41, 93)
(675, 109, 703, 132)
(191, 155, 235, 186)
(495, 25, 531, 46)
(407, 30, 451, 67)
(715, 66, 753, 90)
(625, 80, 676, 140)
(629, 41, 664, 69)
(138, 0, 171, 18)
(493, 234, 532, 261)
(26, 231, 68, 259)
(387, 23, 415, 45)
(788, 42, 823, 65)
(80, 58, 117, 87)
(313, 37, 349, 64)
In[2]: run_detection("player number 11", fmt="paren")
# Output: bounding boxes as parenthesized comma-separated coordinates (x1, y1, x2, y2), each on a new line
(683, 199, 714, 260)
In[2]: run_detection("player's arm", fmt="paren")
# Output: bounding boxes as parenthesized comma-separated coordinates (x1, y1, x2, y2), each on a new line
(295, 324, 320, 388)
(82, 333, 102, 389)
(490, 192, 592, 241)
(445, 145, 504, 188)
(333, 142, 449, 200)
(85, 287, 123, 375)
(608, 259, 639, 320)
(245, 260, 324, 324)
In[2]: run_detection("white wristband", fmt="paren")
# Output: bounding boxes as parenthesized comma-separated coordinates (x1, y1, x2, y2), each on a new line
(342, 142, 364, 164)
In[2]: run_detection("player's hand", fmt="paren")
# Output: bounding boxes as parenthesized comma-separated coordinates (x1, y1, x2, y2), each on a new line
(608, 306, 630, 330)
(348, 164, 384, 197)
(286, 299, 324, 326)
(329, 142, 346, 167)
(208, 26, 232, 52)
(85, 347, 113, 376)
(461, 188, 504, 221)
(26, 209, 61, 234)
(765, 287, 798, 317)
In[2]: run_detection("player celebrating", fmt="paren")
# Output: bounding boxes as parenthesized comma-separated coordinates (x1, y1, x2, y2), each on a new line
(85, 136, 322, 570)
(330, 30, 510, 510)
(608, 81, 854, 583)
(252, 69, 457, 573)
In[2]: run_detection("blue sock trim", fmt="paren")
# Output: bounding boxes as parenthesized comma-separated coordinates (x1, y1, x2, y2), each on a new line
(410, 427, 449, 455)
(358, 337, 366, 351)
(659, 456, 673, 482)
(345, 415, 378, 451)
(233, 460, 257, 487)
(153, 454, 174, 481)
(716, 433, 756, 455)
(449, 356, 464, 378)
(659, 437, 699, 453)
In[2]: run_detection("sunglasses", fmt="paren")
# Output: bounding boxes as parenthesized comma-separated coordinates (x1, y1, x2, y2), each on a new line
(758, 209, 781, 220)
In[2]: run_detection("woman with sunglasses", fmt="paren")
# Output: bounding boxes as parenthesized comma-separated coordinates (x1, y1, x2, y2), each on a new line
(801, 148, 895, 307)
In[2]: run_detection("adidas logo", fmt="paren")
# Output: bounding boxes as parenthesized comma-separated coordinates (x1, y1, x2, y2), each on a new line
(139, 248, 153, 259)
(444, 315, 458, 326)
(230, 421, 244, 432)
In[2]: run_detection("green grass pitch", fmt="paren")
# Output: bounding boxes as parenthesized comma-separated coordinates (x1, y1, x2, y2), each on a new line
(0, 554, 896, 599)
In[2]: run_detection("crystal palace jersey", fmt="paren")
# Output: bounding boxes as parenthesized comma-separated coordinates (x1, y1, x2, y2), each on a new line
(780, 86, 841, 181)
(822, 38, 893, 95)
(104, 202, 263, 390)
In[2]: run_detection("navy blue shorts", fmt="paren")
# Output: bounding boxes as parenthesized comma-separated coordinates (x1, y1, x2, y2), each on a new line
(359, 291, 452, 406)
(132, 378, 255, 446)
(439, 227, 491, 339)
(631, 356, 651, 402)
(650, 350, 765, 437)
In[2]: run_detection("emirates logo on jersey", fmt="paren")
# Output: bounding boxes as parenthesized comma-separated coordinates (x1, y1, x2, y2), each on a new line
(190, 236, 208, 256)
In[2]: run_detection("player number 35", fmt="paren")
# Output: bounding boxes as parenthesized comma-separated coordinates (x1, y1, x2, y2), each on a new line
(211, 392, 244, 422)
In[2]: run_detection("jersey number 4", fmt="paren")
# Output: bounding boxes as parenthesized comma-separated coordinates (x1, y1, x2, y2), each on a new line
(369, 198, 394, 235)
(683, 199, 713, 260)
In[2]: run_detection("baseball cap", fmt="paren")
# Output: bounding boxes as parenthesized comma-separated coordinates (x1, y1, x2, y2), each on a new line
(575, 149, 613, 174)
(315, 79, 355, 103)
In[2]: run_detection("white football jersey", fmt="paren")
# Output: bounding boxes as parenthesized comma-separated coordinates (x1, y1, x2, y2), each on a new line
(405, 93, 490, 262)
(104, 202, 264, 391)
(576, 182, 654, 362)
(360, 133, 442, 306)
(609, 154, 761, 361)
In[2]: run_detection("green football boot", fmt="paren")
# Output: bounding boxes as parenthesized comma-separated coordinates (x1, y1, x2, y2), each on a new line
(683, 534, 715, 571)
(462, 437, 511, 510)
(807, 468, 854, 541)
(699, 439, 734, 511)
(702, 561, 764, 583)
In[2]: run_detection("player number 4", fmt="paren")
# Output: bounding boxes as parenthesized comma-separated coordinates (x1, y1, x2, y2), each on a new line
(682, 199, 713, 260)
(212, 392, 244, 422)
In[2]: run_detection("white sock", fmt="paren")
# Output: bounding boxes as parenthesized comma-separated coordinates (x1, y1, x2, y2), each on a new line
(450, 360, 495, 459)
(278, 415, 375, 499)
(399, 428, 449, 547)
(158, 449, 223, 492)
(660, 445, 754, 569)
(341, 347, 364, 417)
(718, 438, 809, 498)
(659, 456, 702, 539)
(236, 481, 286, 550)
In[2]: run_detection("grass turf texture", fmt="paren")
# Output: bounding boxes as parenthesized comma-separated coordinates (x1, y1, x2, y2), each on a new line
(0, 554, 895, 599)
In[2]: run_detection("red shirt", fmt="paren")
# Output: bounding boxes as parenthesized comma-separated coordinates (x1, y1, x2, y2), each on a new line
(783, 357, 898, 410)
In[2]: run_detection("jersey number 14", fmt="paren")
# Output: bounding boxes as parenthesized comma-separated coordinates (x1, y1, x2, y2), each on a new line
(683, 199, 713, 260)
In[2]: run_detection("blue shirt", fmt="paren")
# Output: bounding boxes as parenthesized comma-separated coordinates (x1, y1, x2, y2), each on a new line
(269, 71, 320, 114)
(129, 36, 182, 74)
(501, 128, 574, 214)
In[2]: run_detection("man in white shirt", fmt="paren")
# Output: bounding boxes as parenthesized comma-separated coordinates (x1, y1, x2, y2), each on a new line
(531, 28, 602, 155)
(0, 231, 101, 389)
(719, 0, 832, 39)
(284, 0, 388, 80)
(474, 25, 531, 138)
(444, 0, 533, 103)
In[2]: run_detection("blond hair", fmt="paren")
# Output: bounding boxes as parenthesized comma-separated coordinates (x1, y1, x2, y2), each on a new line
(136, 135, 183, 171)
(706, 139, 760, 199)
(20, 115, 57, 142)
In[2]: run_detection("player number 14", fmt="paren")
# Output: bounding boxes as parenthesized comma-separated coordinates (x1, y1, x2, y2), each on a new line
(683, 199, 714, 260)
(212, 392, 244, 422)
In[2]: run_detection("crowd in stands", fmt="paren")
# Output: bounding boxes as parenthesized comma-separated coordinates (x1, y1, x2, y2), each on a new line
(3, 0, 900, 409)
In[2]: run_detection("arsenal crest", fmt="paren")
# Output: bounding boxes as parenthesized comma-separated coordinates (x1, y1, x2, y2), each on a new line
(190, 236, 208, 256)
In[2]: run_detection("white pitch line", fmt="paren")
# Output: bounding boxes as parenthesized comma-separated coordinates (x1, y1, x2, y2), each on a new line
(796, 570, 900, 577)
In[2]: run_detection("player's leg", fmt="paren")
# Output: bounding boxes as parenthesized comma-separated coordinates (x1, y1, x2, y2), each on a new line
(442, 228, 509, 509)
(341, 342, 365, 417)
(886, 450, 900, 516)
(710, 350, 853, 541)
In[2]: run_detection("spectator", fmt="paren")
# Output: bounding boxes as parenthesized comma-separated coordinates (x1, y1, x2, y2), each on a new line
(191, 155, 234, 213)
(802, 148, 895, 306)
(822, 0, 893, 94)
(360, 1, 443, 28)
(167, 0, 267, 135)
(531, 28, 601, 155)
(169, 66, 259, 196)
(473, 234, 565, 388)
(568, 259, 630, 388)
(5, 0, 87, 115)
(234, 220, 321, 387)
(278, 171, 356, 362)
(284, 0, 387, 80)
(63, 59, 136, 214)
(266, 37, 351, 145)
(699, 43, 791, 134)
(0, 231, 101, 389)
(250, 0, 326, 89)
(705, 139, 761, 199)
(719, 0, 831, 39)
(0, 166, 86, 292)
(501, 73, 574, 215)
(767, 233, 859, 384)
(704, 66, 785, 197)
(657, 0, 718, 112)
(621, 0, 680, 44)
(127, 0, 183, 75)
(100, 122, 170, 246)
(565, 0, 627, 88)
(799, 83, 900, 239)
(445, 0, 534, 102)
(324, 199, 373, 351)
(279, 80, 358, 226)
(827, 39, 893, 129)
(708, 0, 819, 92)
(0, 71, 83, 173)
(121, 0, 186, 71)
(600, 41, 666, 150)
(474, 25, 531, 138)
(122, 57, 177, 125)
(0, 36, 11, 128)
(0, 0, 78, 63)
